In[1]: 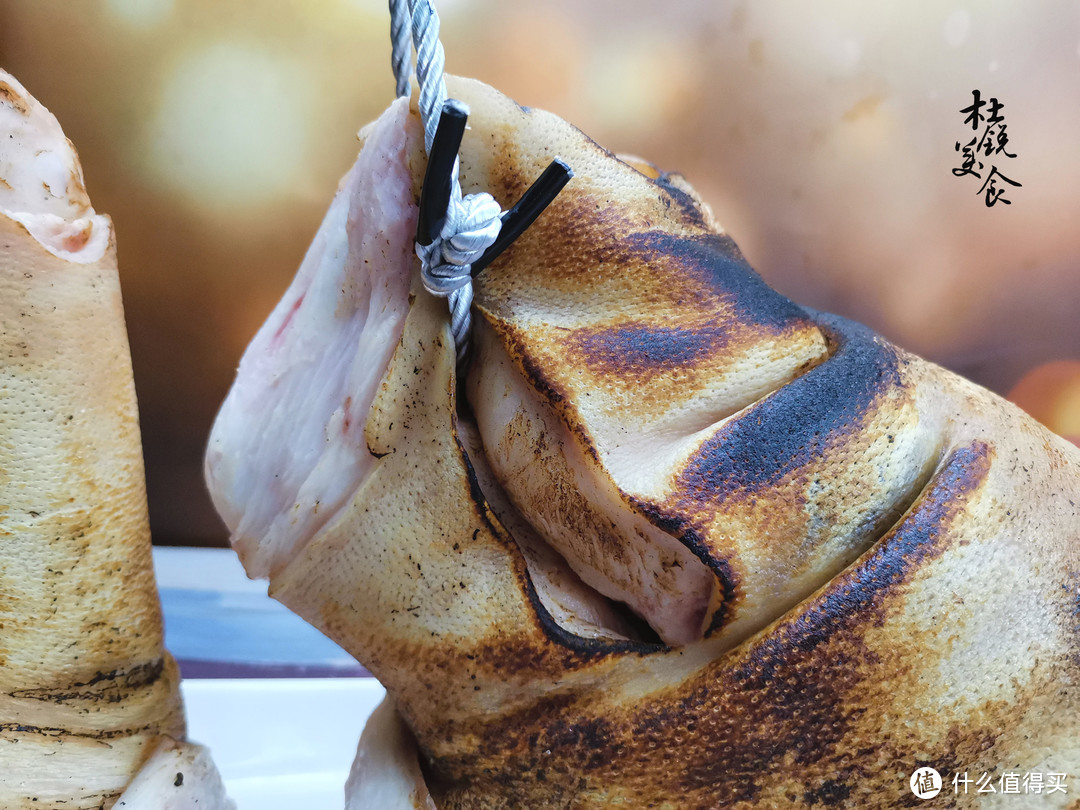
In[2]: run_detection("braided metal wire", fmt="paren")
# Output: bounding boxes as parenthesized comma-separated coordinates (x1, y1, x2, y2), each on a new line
(389, 0, 503, 366)
(389, 0, 412, 98)
(408, 0, 447, 153)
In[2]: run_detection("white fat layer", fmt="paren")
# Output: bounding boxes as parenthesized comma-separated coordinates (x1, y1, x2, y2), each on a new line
(0, 70, 92, 220)
(205, 98, 416, 579)
(34, 150, 70, 199)
(0, 70, 109, 262)
(4, 211, 112, 263)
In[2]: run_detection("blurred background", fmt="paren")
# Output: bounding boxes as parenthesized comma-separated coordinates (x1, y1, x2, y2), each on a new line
(1, 0, 1078, 547)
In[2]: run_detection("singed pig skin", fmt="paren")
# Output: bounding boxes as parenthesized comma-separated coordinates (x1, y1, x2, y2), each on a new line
(469, 318, 722, 645)
(1, 70, 231, 808)
(207, 77, 1080, 808)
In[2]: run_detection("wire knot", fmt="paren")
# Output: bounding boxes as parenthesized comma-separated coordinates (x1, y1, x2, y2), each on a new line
(417, 190, 502, 297)
(392, 2, 572, 368)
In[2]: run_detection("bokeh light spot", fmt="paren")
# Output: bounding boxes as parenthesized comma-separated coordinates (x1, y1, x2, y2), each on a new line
(1007, 360, 1080, 440)
(106, 0, 174, 30)
(144, 42, 313, 212)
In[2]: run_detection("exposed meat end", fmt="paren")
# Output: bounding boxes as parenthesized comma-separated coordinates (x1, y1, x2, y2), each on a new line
(205, 98, 419, 579)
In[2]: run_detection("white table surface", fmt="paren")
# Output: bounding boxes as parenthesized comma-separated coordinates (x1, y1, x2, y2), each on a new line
(154, 546, 385, 808)
(181, 678, 385, 810)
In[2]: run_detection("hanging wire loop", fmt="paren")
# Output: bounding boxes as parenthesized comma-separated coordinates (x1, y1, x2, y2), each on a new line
(388, 0, 573, 367)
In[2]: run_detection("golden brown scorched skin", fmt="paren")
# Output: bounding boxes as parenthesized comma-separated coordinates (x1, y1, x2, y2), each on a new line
(0, 214, 187, 808)
(0, 70, 230, 810)
(266, 78, 1080, 808)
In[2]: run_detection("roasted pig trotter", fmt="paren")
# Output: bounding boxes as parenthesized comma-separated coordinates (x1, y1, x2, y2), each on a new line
(1, 70, 232, 809)
(208, 77, 1080, 808)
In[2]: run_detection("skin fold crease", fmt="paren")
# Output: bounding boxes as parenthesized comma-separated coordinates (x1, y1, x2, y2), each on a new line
(205, 76, 1080, 808)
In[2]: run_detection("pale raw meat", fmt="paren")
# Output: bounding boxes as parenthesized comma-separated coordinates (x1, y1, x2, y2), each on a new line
(206, 99, 418, 580)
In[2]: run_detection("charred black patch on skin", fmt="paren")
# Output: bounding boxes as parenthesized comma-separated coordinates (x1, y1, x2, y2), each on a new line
(627, 231, 810, 333)
(668, 441, 993, 800)
(567, 323, 731, 380)
(675, 527, 740, 611)
(478, 180, 819, 360)
(677, 314, 901, 499)
(430, 691, 621, 806)
(702, 555, 739, 635)
(732, 441, 990, 680)
(10, 659, 165, 703)
(803, 778, 852, 806)
(651, 171, 710, 226)
(429, 443, 994, 807)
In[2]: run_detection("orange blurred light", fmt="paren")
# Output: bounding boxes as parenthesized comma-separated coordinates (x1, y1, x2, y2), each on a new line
(1007, 360, 1080, 443)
